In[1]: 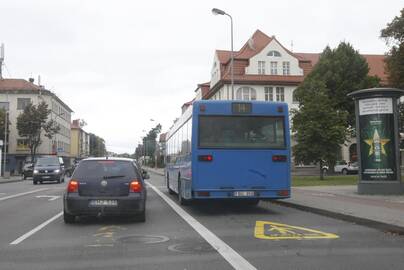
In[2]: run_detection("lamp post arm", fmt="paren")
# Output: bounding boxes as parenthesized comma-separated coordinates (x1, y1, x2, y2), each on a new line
(225, 13, 234, 99)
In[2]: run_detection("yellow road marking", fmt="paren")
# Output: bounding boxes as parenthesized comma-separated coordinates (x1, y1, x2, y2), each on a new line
(254, 221, 339, 240)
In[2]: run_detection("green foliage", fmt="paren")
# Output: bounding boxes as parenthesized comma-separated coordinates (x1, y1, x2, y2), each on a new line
(0, 109, 10, 142)
(302, 43, 380, 127)
(16, 101, 60, 161)
(292, 42, 380, 179)
(89, 133, 107, 157)
(140, 124, 162, 165)
(292, 79, 348, 179)
(292, 175, 358, 186)
(381, 8, 404, 89)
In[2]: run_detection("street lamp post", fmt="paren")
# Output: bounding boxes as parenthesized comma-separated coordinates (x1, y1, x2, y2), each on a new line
(3, 111, 8, 176)
(212, 8, 234, 99)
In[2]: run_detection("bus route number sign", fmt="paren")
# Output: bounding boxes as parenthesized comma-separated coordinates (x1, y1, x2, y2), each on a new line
(232, 102, 252, 114)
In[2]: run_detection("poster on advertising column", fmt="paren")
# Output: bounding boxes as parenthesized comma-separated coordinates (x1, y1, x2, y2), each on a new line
(359, 97, 396, 181)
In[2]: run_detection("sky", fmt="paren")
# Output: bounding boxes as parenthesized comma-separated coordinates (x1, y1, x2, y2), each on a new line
(0, 0, 402, 153)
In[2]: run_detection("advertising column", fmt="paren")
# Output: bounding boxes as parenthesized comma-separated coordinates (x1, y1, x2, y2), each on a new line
(348, 88, 404, 195)
(359, 97, 396, 181)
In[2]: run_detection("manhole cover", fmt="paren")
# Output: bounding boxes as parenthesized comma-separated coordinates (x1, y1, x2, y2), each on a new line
(117, 234, 169, 244)
(168, 242, 215, 254)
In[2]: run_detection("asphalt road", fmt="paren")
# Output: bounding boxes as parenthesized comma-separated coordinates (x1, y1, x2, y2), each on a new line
(0, 173, 404, 270)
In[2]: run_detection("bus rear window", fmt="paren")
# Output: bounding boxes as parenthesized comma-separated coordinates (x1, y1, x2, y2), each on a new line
(199, 115, 285, 149)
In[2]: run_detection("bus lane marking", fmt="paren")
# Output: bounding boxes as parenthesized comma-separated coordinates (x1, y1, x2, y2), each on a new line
(0, 188, 49, 202)
(147, 182, 257, 270)
(254, 221, 339, 240)
(10, 211, 63, 245)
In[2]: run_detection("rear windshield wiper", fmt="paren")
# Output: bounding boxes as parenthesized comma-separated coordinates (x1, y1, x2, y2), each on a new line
(103, 175, 126, 179)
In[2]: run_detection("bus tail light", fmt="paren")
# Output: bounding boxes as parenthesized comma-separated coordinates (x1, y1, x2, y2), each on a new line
(272, 155, 287, 162)
(130, 180, 142, 193)
(277, 190, 290, 197)
(67, 179, 79, 193)
(197, 191, 210, 197)
(198, 155, 213, 162)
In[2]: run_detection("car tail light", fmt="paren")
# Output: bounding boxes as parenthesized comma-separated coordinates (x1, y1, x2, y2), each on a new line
(67, 179, 79, 193)
(272, 155, 287, 162)
(130, 180, 142, 193)
(198, 155, 213, 162)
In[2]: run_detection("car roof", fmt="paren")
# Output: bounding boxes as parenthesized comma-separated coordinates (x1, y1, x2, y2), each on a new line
(81, 157, 135, 162)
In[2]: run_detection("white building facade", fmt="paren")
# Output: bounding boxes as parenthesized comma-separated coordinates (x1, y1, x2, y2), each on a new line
(0, 78, 73, 174)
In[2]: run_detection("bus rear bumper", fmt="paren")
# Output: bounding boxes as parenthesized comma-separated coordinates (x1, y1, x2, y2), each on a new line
(192, 189, 290, 199)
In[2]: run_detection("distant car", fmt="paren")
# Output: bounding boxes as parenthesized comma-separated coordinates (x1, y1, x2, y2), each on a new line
(63, 157, 149, 223)
(322, 161, 358, 175)
(22, 162, 34, 179)
(33, 156, 65, 184)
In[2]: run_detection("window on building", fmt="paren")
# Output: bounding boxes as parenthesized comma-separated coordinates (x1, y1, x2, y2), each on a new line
(264, 87, 273, 101)
(16, 139, 29, 151)
(17, 98, 31, 110)
(258, 61, 266, 74)
(267, 50, 281, 57)
(276, 87, 285, 101)
(292, 90, 299, 103)
(270, 62, 278, 75)
(0, 102, 9, 111)
(236, 87, 257, 101)
(282, 61, 290, 75)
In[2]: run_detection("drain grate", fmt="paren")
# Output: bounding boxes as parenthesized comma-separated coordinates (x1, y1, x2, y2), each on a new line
(117, 234, 169, 244)
(168, 242, 215, 254)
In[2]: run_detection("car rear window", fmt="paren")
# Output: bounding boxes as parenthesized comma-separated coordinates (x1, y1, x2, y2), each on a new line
(72, 160, 138, 179)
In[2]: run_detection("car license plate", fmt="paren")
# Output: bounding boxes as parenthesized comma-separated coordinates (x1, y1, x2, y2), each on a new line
(42, 176, 50, 179)
(89, 200, 118, 207)
(233, 191, 255, 197)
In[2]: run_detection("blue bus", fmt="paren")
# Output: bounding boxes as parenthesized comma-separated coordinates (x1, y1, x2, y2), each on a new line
(165, 100, 291, 205)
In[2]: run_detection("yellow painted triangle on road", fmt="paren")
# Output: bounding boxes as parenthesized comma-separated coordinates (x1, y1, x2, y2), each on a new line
(255, 221, 339, 240)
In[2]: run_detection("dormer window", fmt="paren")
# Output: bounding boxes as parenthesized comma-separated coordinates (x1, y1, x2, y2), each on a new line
(267, 50, 281, 57)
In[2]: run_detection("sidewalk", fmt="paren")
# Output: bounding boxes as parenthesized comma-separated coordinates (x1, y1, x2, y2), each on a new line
(279, 185, 404, 234)
(144, 167, 404, 234)
(0, 175, 23, 184)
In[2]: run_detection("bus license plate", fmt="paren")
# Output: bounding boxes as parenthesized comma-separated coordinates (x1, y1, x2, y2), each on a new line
(233, 191, 255, 197)
(89, 200, 118, 207)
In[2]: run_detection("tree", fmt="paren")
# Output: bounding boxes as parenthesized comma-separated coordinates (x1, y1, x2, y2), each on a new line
(292, 79, 348, 179)
(381, 8, 404, 89)
(89, 133, 107, 157)
(142, 124, 162, 166)
(381, 8, 404, 144)
(305, 43, 380, 128)
(16, 101, 60, 162)
(0, 108, 10, 142)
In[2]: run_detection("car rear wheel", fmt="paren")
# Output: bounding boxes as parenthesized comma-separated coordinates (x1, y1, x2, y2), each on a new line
(342, 168, 348, 175)
(134, 210, 146, 222)
(33, 180, 38, 185)
(63, 211, 75, 224)
(23, 174, 27, 180)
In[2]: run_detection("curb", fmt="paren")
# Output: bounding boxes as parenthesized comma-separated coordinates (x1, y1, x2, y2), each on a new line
(273, 200, 404, 236)
(0, 178, 23, 184)
(145, 169, 164, 177)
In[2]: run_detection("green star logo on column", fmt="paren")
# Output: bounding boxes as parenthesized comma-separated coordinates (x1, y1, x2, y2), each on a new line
(364, 129, 390, 156)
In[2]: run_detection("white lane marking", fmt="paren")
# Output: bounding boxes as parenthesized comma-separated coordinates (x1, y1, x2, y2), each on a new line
(10, 211, 63, 245)
(0, 188, 49, 201)
(147, 182, 257, 270)
(35, 195, 61, 201)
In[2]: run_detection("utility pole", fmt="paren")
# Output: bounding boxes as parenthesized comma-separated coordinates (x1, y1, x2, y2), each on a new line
(0, 43, 4, 79)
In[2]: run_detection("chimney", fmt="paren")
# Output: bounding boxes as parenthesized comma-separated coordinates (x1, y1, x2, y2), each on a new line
(29, 78, 34, 83)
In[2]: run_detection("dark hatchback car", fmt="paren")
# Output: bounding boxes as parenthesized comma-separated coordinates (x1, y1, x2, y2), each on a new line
(63, 157, 148, 223)
(33, 156, 65, 184)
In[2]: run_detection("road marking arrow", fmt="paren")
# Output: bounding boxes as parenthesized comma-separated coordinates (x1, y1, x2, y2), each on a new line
(35, 195, 61, 201)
